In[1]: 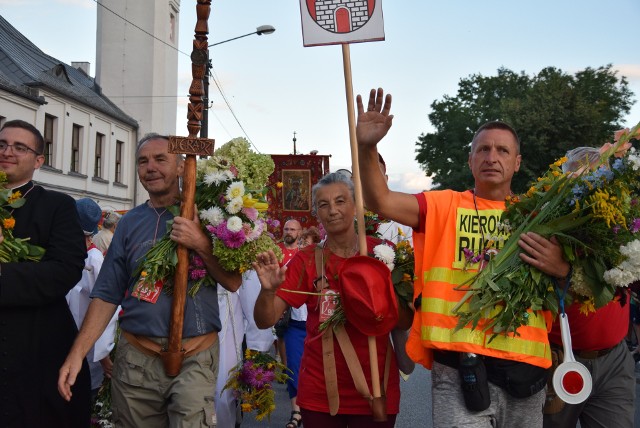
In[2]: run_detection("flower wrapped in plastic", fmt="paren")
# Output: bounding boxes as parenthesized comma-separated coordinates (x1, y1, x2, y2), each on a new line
(133, 137, 281, 296)
(222, 349, 290, 421)
(0, 171, 45, 262)
(453, 122, 640, 337)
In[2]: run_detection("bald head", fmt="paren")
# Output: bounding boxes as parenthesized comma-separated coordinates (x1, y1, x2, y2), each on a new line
(282, 219, 302, 247)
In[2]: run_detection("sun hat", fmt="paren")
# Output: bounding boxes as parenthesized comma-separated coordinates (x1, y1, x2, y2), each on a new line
(338, 255, 398, 336)
(76, 198, 102, 236)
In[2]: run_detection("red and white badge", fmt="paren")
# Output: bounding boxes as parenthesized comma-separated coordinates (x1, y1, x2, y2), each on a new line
(319, 289, 338, 323)
(131, 278, 164, 304)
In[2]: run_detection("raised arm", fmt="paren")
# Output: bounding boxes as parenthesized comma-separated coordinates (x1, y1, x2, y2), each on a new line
(356, 88, 420, 228)
(252, 250, 289, 329)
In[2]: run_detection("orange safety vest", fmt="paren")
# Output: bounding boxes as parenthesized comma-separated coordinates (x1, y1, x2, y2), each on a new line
(406, 190, 552, 369)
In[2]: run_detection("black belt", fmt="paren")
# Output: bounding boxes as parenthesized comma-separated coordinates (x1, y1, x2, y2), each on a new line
(433, 350, 462, 368)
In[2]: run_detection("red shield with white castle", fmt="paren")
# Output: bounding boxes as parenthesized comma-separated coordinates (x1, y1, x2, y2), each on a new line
(305, 0, 377, 34)
(299, 0, 384, 47)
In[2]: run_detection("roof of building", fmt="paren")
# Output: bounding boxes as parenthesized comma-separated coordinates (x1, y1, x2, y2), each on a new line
(0, 15, 138, 128)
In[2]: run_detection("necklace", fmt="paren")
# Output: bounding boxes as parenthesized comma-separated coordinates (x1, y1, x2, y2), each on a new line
(148, 200, 169, 244)
(325, 237, 359, 259)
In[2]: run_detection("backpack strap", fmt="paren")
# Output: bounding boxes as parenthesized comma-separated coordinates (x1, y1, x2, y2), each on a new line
(316, 246, 392, 416)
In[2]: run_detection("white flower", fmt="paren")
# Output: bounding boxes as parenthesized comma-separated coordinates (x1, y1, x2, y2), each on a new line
(226, 181, 245, 200)
(226, 197, 244, 214)
(373, 244, 396, 271)
(204, 171, 229, 186)
(227, 216, 243, 232)
(199, 206, 225, 226)
(603, 239, 640, 287)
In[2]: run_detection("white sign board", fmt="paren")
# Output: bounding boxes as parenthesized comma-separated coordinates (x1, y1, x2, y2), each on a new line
(299, 0, 385, 47)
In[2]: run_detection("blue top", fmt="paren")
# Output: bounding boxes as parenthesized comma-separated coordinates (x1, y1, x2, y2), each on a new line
(91, 202, 221, 337)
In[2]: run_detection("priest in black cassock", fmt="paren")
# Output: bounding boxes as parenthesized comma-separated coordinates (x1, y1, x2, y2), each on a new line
(0, 120, 90, 427)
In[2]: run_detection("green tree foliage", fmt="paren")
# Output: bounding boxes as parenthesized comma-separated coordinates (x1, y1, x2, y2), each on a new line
(415, 65, 634, 193)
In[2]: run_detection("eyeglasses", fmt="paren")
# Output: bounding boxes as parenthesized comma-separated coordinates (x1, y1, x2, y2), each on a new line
(0, 142, 41, 156)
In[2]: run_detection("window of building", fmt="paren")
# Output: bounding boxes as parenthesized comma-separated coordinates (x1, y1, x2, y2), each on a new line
(94, 132, 104, 178)
(44, 114, 55, 166)
(169, 13, 176, 42)
(71, 124, 82, 173)
(115, 140, 124, 183)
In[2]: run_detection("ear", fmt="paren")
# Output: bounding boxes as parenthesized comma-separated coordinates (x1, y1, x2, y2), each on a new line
(514, 154, 522, 173)
(34, 154, 46, 170)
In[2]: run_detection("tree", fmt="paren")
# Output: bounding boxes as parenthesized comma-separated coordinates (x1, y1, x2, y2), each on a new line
(415, 65, 634, 193)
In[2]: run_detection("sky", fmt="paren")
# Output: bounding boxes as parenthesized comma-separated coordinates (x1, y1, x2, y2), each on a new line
(1, 0, 639, 193)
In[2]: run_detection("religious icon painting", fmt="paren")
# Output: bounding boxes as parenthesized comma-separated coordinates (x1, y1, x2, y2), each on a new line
(299, 0, 385, 47)
(282, 169, 311, 212)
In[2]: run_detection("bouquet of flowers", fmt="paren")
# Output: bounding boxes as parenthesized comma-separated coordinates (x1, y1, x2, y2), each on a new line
(453, 122, 640, 337)
(134, 137, 281, 296)
(222, 348, 290, 421)
(0, 171, 44, 262)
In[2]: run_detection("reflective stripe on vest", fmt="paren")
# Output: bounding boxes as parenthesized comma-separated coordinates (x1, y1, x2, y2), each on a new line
(408, 190, 552, 369)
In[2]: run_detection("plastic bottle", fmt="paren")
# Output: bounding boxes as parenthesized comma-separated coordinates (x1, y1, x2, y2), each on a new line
(459, 352, 491, 411)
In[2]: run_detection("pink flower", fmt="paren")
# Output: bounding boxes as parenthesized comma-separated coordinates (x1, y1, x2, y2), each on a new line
(242, 207, 259, 221)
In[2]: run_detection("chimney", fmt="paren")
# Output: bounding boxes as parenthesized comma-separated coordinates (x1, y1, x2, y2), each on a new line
(71, 62, 91, 76)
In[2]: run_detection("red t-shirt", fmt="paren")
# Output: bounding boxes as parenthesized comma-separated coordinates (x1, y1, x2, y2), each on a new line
(276, 238, 400, 414)
(278, 242, 299, 266)
(548, 295, 630, 350)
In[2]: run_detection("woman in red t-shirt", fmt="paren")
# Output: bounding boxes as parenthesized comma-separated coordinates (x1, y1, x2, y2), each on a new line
(254, 172, 411, 428)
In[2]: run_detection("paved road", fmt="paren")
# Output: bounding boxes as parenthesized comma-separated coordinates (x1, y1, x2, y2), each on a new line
(240, 360, 640, 428)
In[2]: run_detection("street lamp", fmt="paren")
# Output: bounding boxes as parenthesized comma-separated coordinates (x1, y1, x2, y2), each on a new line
(201, 25, 276, 138)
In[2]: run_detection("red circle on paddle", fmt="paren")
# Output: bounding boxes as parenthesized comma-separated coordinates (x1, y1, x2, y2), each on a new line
(562, 371, 584, 394)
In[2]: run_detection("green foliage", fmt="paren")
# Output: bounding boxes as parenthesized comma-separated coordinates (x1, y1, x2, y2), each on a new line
(415, 65, 634, 193)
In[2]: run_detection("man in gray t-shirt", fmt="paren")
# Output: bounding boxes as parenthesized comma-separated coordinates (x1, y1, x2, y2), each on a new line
(58, 134, 241, 427)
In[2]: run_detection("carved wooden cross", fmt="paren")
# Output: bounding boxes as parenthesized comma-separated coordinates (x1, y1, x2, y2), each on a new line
(162, 0, 214, 377)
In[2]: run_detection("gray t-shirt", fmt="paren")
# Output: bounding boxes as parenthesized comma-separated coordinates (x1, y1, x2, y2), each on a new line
(91, 202, 221, 337)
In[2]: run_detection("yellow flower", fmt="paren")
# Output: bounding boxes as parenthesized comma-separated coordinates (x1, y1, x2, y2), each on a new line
(141, 271, 147, 277)
(241, 403, 253, 412)
(526, 186, 536, 197)
(254, 202, 269, 212)
(397, 227, 405, 237)
(578, 298, 596, 316)
(7, 191, 21, 204)
(552, 170, 561, 177)
(243, 194, 257, 208)
(276, 182, 283, 188)
(3, 218, 16, 230)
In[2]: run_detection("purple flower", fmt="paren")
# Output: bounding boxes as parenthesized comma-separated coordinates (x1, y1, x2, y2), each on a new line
(613, 225, 621, 234)
(189, 268, 207, 280)
(247, 367, 275, 389)
(191, 254, 205, 267)
(462, 247, 474, 261)
(224, 230, 246, 248)
(630, 218, 640, 233)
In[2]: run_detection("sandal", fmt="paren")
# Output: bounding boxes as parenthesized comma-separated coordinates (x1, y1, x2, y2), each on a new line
(285, 410, 303, 428)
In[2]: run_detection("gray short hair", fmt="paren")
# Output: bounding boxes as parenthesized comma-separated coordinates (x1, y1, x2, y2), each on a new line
(102, 210, 122, 229)
(311, 172, 355, 216)
(135, 133, 184, 162)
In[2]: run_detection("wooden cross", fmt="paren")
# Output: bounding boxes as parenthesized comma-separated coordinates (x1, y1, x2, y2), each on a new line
(161, 0, 214, 377)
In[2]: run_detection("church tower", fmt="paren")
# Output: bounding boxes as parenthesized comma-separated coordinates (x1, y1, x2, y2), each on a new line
(96, 0, 180, 138)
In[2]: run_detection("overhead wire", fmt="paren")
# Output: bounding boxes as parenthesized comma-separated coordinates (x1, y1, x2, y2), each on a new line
(91, 0, 258, 150)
